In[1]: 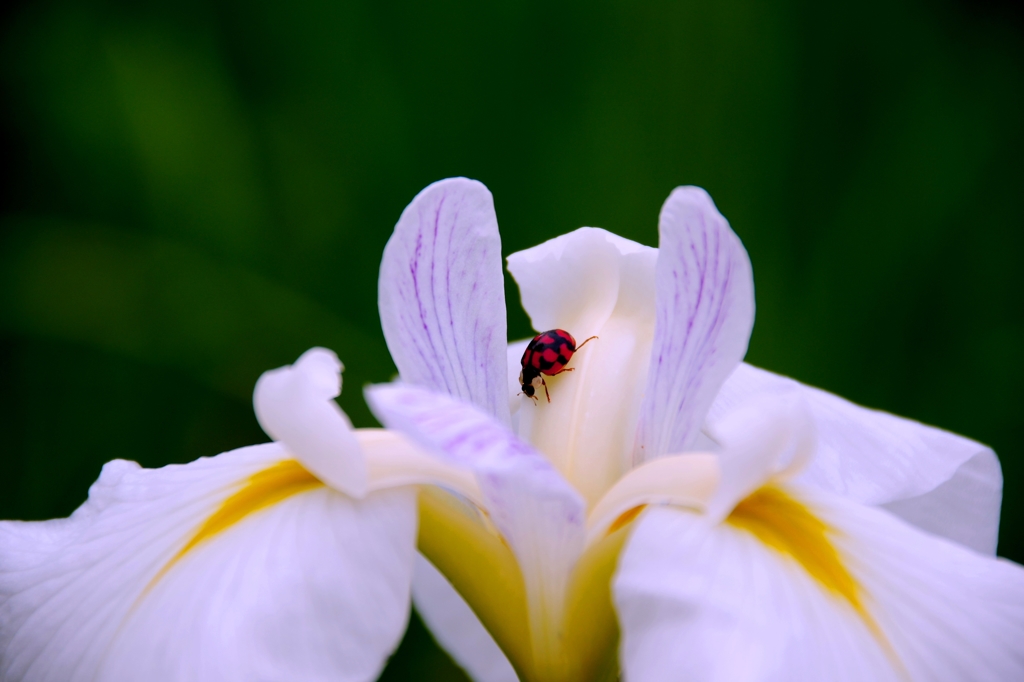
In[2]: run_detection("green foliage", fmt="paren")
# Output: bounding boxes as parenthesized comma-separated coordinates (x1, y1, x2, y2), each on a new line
(1, 0, 1021, 678)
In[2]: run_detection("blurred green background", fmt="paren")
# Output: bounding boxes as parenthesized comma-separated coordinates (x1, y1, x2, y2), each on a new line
(1, 0, 1021, 678)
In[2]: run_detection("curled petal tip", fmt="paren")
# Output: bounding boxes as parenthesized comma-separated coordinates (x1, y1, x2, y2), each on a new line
(292, 346, 344, 399)
(254, 349, 367, 499)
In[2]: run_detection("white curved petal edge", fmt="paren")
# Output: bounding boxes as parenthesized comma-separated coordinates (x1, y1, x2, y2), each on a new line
(412, 554, 519, 682)
(254, 347, 367, 498)
(615, 488, 1024, 682)
(701, 394, 816, 524)
(365, 383, 585, 633)
(585, 453, 719, 544)
(379, 177, 510, 425)
(633, 187, 755, 464)
(710, 362, 1003, 554)
(0, 443, 418, 682)
(506, 227, 656, 339)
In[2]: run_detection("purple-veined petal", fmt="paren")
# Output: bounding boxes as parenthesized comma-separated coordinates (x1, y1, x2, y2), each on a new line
(254, 347, 367, 498)
(709, 362, 1002, 554)
(633, 187, 755, 464)
(0, 443, 417, 682)
(365, 383, 585, 665)
(614, 485, 1024, 682)
(379, 178, 510, 425)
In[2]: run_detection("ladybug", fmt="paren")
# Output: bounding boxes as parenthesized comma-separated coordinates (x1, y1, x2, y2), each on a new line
(519, 329, 598, 403)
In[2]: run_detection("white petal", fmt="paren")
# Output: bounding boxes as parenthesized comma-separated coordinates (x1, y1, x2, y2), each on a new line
(703, 393, 817, 523)
(710, 362, 1002, 553)
(508, 228, 659, 505)
(0, 443, 418, 682)
(412, 554, 519, 682)
(614, 487, 1024, 682)
(379, 178, 510, 425)
(633, 186, 755, 464)
(506, 227, 630, 338)
(365, 383, 585, 660)
(359, 428, 484, 508)
(254, 347, 367, 498)
(506, 338, 531, 421)
(880, 449, 1002, 555)
(585, 453, 718, 544)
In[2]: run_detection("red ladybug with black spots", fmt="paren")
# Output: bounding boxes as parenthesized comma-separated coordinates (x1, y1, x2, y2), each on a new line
(519, 329, 598, 403)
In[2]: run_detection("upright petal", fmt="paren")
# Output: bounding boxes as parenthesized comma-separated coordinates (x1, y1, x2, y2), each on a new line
(366, 383, 585, 674)
(615, 486, 1024, 682)
(254, 347, 367, 498)
(633, 187, 755, 463)
(508, 228, 659, 505)
(0, 443, 418, 682)
(379, 178, 510, 425)
(710, 362, 1003, 554)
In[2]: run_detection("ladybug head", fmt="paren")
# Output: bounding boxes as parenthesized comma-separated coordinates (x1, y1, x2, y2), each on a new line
(522, 383, 536, 398)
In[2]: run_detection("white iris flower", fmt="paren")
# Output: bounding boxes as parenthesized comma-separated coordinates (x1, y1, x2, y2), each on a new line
(1, 177, 1022, 682)
(369, 179, 1024, 682)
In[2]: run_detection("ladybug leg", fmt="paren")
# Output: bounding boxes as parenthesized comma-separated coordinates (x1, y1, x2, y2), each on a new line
(574, 335, 599, 351)
(550, 367, 575, 376)
(541, 376, 551, 403)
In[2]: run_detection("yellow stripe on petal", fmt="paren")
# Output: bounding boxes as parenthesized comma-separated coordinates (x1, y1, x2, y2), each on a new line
(417, 487, 533, 679)
(149, 459, 324, 590)
(727, 485, 905, 675)
(728, 486, 860, 609)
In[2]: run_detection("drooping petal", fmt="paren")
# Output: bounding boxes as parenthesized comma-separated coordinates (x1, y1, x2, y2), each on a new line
(379, 178, 510, 425)
(709, 362, 1002, 554)
(254, 347, 366, 498)
(614, 485, 1024, 682)
(633, 187, 755, 464)
(507, 228, 659, 505)
(0, 443, 418, 682)
(365, 383, 585, 671)
(412, 554, 519, 682)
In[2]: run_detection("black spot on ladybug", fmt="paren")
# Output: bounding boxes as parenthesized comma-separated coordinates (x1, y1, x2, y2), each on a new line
(518, 329, 598, 403)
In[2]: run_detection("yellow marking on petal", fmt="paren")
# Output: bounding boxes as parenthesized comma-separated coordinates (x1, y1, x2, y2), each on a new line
(147, 459, 323, 592)
(417, 487, 533, 679)
(561, 517, 637, 682)
(728, 486, 860, 608)
(606, 504, 645, 536)
(419, 484, 646, 682)
(728, 486, 906, 677)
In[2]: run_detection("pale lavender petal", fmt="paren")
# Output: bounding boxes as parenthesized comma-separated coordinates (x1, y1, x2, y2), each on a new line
(365, 383, 585, 648)
(633, 187, 755, 463)
(379, 178, 510, 425)
(710, 362, 1003, 554)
